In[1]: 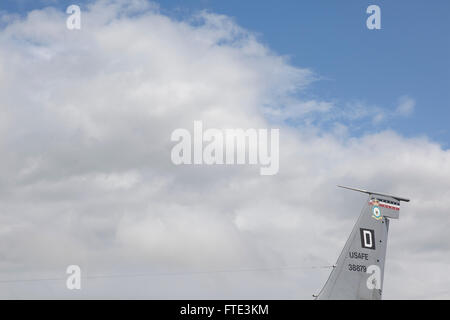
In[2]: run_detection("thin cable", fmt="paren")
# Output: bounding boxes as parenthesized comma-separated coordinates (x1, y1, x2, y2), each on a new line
(0, 265, 334, 284)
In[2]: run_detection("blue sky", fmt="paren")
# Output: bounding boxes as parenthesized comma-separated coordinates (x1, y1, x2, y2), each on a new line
(2, 0, 449, 146)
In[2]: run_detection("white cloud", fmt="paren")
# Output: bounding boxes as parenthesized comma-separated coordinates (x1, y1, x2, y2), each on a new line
(396, 95, 416, 117)
(0, 0, 449, 299)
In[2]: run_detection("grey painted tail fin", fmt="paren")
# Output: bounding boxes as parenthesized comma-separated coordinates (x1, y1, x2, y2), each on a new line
(316, 186, 409, 300)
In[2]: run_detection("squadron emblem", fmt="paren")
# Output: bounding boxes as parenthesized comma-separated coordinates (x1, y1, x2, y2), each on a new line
(371, 199, 382, 220)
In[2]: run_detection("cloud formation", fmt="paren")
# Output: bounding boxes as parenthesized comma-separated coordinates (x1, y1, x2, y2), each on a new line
(395, 95, 415, 117)
(0, 0, 449, 299)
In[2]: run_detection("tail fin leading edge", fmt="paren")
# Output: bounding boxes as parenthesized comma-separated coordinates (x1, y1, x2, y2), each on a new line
(316, 186, 409, 300)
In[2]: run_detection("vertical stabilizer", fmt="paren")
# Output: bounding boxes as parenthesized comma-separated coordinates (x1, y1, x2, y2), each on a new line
(316, 186, 409, 300)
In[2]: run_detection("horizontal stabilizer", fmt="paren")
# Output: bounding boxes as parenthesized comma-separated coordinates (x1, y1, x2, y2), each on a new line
(337, 185, 410, 202)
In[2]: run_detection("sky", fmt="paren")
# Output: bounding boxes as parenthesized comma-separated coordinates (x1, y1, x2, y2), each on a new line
(0, 0, 449, 299)
(3, 0, 449, 146)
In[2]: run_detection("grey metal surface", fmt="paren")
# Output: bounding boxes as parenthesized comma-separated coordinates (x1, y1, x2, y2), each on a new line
(337, 185, 410, 202)
(316, 187, 409, 300)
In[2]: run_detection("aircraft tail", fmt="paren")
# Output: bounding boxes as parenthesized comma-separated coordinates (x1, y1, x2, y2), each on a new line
(316, 186, 409, 300)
